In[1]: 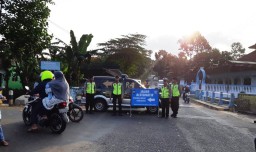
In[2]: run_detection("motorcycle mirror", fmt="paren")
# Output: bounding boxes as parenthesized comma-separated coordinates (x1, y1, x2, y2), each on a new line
(25, 86, 30, 90)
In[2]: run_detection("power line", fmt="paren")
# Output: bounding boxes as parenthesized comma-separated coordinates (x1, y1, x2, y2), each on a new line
(48, 19, 70, 34)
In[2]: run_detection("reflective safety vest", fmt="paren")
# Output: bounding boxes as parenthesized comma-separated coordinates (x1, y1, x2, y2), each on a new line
(113, 83, 122, 95)
(161, 86, 170, 98)
(171, 84, 180, 97)
(86, 82, 95, 94)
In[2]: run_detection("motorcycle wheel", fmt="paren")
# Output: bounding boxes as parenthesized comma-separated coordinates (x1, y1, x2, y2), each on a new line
(68, 104, 84, 122)
(22, 106, 32, 126)
(49, 113, 66, 134)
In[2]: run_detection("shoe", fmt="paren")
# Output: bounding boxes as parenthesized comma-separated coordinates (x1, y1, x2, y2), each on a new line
(0, 140, 8, 146)
(27, 127, 39, 133)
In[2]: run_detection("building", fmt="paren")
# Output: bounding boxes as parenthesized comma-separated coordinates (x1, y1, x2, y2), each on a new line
(191, 44, 256, 97)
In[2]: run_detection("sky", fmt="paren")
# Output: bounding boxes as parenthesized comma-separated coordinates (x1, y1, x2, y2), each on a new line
(48, 0, 256, 58)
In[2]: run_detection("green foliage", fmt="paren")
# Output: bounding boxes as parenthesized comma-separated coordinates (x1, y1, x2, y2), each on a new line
(98, 33, 151, 57)
(0, 0, 53, 88)
(97, 33, 152, 79)
(64, 30, 93, 86)
(178, 31, 212, 59)
(230, 42, 245, 60)
(105, 48, 150, 78)
(153, 50, 185, 80)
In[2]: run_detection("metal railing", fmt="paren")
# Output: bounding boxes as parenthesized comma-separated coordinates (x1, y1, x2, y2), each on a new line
(195, 90, 235, 108)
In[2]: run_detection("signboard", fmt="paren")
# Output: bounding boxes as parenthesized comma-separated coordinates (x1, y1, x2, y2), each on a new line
(131, 88, 159, 107)
(41, 61, 60, 71)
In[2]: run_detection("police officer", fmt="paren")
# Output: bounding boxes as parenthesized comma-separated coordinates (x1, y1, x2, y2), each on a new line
(171, 78, 181, 118)
(85, 76, 96, 114)
(111, 76, 123, 116)
(160, 78, 171, 118)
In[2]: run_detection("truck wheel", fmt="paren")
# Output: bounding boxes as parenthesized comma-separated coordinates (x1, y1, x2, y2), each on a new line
(94, 98, 107, 112)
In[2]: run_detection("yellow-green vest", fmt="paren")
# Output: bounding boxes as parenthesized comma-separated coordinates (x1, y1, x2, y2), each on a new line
(161, 86, 170, 98)
(86, 82, 95, 94)
(113, 83, 122, 95)
(171, 84, 180, 97)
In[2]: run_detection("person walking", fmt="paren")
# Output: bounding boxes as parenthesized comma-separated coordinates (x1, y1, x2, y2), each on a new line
(160, 78, 171, 118)
(111, 76, 123, 116)
(0, 110, 8, 146)
(84, 76, 96, 114)
(171, 78, 181, 118)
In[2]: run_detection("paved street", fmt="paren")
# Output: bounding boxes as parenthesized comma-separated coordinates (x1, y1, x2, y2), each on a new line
(0, 101, 256, 152)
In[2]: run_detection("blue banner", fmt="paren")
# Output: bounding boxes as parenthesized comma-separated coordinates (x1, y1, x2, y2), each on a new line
(41, 61, 60, 71)
(131, 89, 159, 107)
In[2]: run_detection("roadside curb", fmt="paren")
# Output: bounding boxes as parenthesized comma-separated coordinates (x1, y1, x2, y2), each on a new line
(190, 98, 229, 111)
(0, 104, 10, 107)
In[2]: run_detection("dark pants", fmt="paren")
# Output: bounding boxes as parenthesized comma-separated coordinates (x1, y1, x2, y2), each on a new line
(86, 94, 95, 113)
(171, 96, 179, 116)
(112, 95, 122, 114)
(31, 100, 47, 124)
(161, 98, 169, 117)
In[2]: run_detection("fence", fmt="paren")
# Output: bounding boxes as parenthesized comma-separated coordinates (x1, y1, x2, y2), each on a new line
(195, 90, 235, 108)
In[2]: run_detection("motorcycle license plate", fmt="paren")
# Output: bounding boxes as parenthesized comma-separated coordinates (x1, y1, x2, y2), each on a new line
(59, 108, 68, 113)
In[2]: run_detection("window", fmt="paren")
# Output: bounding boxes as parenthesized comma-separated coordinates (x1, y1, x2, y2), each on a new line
(244, 77, 251, 85)
(234, 78, 240, 85)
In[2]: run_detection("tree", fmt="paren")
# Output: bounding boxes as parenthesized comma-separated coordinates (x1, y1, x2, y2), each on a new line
(105, 48, 150, 78)
(63, 30, 93, 86)
(178, 31, 212, 59)
(153, 50, 183, 80)
(98, 33, 151, 57)
(97, 34, 152, 79)
(230, 42, 245, 60)
(0, 0, 53, 88)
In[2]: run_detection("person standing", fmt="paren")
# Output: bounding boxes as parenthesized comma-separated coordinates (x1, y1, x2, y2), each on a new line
(0, 110, 9, 146)
(171, 78, 181, 118)
(84, 76, 96, 114)
(160, 78, 171, 118)
(111, 76, 123, 116)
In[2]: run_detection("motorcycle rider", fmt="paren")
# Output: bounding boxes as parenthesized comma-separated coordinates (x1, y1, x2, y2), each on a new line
(183, 85, 190, 102)
(28, 71, 69, 132)
(42, 71, 69, 110)
(27, 70, 54, 132)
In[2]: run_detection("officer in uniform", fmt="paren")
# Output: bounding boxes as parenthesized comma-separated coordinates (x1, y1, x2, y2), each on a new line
(111, 76, 123, 116)
(171, 78, 181, 118)
(160, 78, 171, 118)
(85, 76, 96, 114)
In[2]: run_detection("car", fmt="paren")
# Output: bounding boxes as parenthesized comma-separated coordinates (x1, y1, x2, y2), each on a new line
(93, 76, 158, 113)
(157, 79, 164, 89)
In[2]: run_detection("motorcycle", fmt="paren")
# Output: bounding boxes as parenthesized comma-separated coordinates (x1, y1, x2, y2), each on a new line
(183, 92, 190, 104)
(22, 95, 69, 134)
(67, 97, 84, 122)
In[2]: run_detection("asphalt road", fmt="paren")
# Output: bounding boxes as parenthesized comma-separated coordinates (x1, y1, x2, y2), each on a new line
(0, 101, 256, 152)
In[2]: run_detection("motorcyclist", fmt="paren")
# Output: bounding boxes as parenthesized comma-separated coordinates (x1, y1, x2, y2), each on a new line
(27, 71, 69, 132)
(27, 70, 54, 132)
(182, 85, 190, 101)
